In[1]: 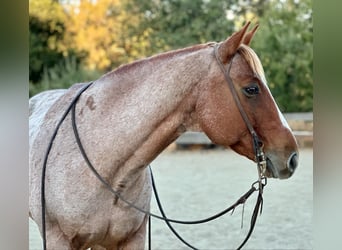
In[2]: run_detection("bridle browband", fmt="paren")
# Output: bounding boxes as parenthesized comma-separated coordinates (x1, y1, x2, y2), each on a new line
(40, 43, 267, 250)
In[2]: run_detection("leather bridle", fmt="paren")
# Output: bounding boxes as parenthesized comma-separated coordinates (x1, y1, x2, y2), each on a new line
(213, 43, 267, 181)
(40, 43, 267, 250)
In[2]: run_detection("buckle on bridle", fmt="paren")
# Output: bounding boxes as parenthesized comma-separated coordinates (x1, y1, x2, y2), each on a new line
(251, 132, 267, 178)
(256, 151, 267, 176)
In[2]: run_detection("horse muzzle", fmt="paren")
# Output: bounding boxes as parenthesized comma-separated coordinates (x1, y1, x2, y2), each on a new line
(264, 151, 299, 179)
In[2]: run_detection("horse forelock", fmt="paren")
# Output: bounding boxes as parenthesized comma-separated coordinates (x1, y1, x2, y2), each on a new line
(237, 44, 267, 85)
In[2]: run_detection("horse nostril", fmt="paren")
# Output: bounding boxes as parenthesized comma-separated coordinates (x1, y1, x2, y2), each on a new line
(287, 152, 298, 172)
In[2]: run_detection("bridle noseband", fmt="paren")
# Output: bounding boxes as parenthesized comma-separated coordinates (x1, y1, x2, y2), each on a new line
(40, 44, 267, 250)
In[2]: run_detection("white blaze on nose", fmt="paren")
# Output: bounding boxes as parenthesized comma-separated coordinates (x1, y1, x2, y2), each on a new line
(261, 81, 291, 130)
(277, 106, 291, 130)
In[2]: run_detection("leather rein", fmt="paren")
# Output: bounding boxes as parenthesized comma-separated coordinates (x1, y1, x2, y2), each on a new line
(40, 43, 267, 250)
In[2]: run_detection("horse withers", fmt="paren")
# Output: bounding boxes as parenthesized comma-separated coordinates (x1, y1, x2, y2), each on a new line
(29, 22, 298, 249)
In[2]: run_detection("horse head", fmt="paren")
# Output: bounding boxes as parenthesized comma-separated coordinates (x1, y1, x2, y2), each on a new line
(196, 22, 299, 179)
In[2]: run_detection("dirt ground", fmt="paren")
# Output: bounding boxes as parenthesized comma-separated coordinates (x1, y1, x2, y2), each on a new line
(30, 148, 313, 250)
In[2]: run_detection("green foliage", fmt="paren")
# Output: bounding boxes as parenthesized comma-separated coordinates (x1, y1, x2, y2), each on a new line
(132, 0, 235, 53)
(251, 0, 313, 112)
(29, 14, 65, 83)
(29, 0, 86, 84)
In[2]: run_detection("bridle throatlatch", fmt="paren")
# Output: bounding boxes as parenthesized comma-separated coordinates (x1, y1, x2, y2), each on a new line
(40, 43, 267, 250)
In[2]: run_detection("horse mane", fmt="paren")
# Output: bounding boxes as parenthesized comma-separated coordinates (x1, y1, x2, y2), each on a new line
(237, 44, 267, 84)
(101, 42, 265, 85)
(104, 42, 215, 77)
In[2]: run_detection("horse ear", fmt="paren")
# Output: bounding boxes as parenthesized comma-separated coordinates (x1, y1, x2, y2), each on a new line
(218, 21, 251, 64)
(243, 24, 259, 46)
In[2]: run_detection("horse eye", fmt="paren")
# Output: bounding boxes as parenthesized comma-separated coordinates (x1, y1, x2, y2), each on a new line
(243, 85, 260, 97)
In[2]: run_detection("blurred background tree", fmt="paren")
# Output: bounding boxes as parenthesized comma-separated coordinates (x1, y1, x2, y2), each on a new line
(29, 0, 312, 112)
(29, 0, 100, 95)
(63, 0, 153, 71)
(29, 0, 68, 84)
(131, 0, 235, 54)
(250, 0, 313, 112)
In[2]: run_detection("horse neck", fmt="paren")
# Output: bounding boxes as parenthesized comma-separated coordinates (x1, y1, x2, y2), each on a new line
(97, 47, 212, 131)
(79, 47, 212, 187)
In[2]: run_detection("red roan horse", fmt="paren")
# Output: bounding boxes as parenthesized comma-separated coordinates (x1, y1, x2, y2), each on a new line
(29, 22, 298, 249)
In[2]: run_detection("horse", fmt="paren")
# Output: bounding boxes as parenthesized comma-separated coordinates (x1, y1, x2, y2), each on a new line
(29, 22, 299, 249)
